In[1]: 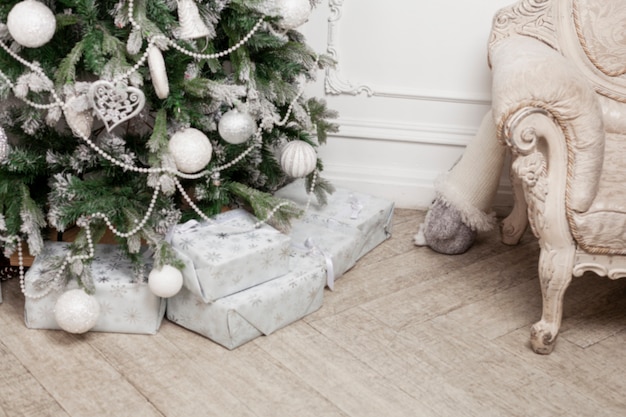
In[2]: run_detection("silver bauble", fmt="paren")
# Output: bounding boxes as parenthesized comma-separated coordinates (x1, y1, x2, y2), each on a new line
(168, 128, 213, 173)
(275, 0, 312, 29)
(7, 0, 57, 48)
(280, 140, 317, 178)
(218, 109, 257, 144)
(54, 289, 101, 334)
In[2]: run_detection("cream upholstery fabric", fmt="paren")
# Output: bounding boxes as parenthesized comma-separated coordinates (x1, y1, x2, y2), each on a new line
(575, 0, 626, 79)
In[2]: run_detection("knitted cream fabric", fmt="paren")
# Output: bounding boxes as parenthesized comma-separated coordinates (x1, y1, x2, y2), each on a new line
(435, 110, 506, 232)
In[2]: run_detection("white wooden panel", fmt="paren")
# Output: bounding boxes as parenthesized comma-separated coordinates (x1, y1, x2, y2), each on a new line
(301, 0, 515, 209)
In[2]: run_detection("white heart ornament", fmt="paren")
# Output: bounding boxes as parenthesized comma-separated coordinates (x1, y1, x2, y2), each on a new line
(88, 81, 146, 132)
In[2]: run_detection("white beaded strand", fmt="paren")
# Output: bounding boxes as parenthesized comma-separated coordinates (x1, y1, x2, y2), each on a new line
(89, 181, 162, 238)
(304, 169, 318, 212)
(165, 18, 264, 61)
(252, 201, 294, 229)
(126, 0, 264, 62)
(0, 41, 65, 108)
(12, 220, 95, 300)
(173, 176, 213, 223)
(274, 87, 305, 127)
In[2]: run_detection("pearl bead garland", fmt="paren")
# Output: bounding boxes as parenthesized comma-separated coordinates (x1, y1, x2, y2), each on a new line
(305, 169, 318, 212)
(12, 221, 95, 300)
(126, 0, 264, 62)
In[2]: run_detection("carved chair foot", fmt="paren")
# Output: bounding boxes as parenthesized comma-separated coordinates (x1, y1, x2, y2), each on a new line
(530, 320, 559, 354)
(501, 215, 528, 246)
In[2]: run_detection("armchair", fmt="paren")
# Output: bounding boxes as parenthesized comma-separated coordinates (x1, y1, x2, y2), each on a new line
(489, 0, 626, 353)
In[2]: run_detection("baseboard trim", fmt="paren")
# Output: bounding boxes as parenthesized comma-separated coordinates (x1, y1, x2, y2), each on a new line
(318, 163, 513, 213)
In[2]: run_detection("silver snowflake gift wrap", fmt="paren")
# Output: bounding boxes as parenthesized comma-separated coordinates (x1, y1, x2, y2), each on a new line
(288, 218, 363, 290)
(275, 180, 395, 261)
(169, 209, 292, 303)
(166, 251, 326, 350)
(24, 243, 166, 334)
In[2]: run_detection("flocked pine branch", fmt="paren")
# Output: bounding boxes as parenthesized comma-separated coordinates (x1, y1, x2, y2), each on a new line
(227, 181, 303, 232)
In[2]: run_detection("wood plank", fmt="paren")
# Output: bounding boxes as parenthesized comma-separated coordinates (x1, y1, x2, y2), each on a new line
(496, 327, 626, 414)
(0, 279, 162, 417)
(0, 340, 68, 417)
(558, 277, 626, 348)
(308, 306, 509, 417)
(160, 321, 350, 417)
(357, 236, 539, 332)
(310, 305, 617, 417)
(84, 323, 259, 417)
(254, 320, 438, 417)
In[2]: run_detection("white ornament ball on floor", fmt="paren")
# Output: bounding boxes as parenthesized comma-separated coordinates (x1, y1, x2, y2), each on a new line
(148, 265, 184, 298)
(7, 0, 57, 48)
(218, 109, 257, 144)
(54, 289, 100, 334)
(168, 128, 213, 173)
(275, 0, 312, 29)
(280, 140, 317, 178)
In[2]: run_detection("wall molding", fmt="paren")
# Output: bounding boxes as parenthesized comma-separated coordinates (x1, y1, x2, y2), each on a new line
(336, 117, 477, 147)
(324, 0, 492, 105)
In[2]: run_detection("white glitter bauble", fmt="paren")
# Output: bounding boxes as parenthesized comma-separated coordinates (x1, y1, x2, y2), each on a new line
(275, 0, 312, 29)
(218, 109, 257, 144)
(7, 0, 57, 48)
(54, 289, 100, 334)
(168, 128, 213, 173)
(280, 140, 317, 178)
(148, 265, 184, 298)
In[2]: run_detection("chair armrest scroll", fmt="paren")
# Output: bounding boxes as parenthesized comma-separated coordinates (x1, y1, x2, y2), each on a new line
(490, 36, 605, 212)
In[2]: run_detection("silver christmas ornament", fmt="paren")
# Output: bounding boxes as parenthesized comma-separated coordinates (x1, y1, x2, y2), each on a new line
(54, 289, 101, 334)
(148, 265, 184, 298)
(148, 45, 170, 99)
(218, 109, 257, 144)
(168, 128, 213, 174)
(280, 140, 317, 178)
(88, 81, 146, 132)
(275, 0, 312, 30)
(176, 0, 212, 39)
(0, 126, 9, 162)
(7, 0, 57, 48)
(64, 96, 94, 138)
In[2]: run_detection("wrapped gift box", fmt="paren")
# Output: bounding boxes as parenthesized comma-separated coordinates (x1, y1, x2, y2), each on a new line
(166, 252, 326, 350)
(24, 242, 165, 334)
(170, 209, 291, 303)
(288, 218, 362, 289)
(274, 180, 394, 260)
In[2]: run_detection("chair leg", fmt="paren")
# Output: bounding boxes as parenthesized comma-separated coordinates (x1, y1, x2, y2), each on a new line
(501, 173, 528, 245)
(530, 246, 574, 354)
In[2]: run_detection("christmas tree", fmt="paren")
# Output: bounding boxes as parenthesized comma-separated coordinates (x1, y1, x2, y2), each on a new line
(0, 0, 337, 297)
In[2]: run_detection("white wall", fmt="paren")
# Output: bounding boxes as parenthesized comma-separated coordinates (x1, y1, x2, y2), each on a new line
(300, 0, 514, 210)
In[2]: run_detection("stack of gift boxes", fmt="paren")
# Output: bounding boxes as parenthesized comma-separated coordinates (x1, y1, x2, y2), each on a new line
(22, 181, 394, 349)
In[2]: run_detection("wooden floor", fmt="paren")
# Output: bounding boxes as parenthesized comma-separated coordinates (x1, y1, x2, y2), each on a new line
(1, 209, 626, 416)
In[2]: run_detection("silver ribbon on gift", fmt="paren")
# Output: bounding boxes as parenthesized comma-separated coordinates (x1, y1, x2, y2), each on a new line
(304, 237, 336, 291)
(165, 219, 201, 243)
(348, 194, 364, 219)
